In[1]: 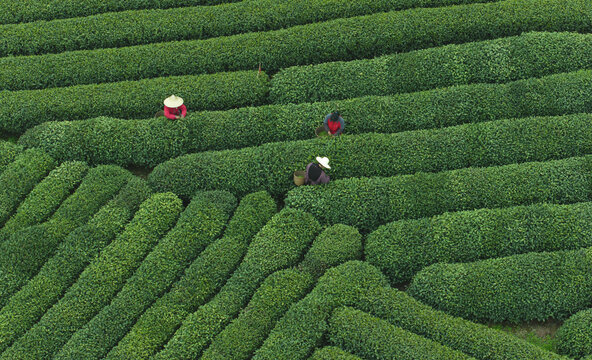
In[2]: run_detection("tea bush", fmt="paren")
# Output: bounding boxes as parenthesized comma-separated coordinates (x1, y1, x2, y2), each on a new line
(366, 202, 592, 284)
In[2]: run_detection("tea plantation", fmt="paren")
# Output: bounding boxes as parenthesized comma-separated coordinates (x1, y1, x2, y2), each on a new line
(2, 0, 592, 358)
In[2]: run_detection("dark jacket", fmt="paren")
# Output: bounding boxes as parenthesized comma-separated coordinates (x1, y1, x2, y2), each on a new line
(305, 162, 330, 185)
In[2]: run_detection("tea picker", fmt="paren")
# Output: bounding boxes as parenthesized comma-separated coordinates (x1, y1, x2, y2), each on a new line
(304, 156, 331, 185)
(155, 95, 188, 119)
(323, 111, 345, 136)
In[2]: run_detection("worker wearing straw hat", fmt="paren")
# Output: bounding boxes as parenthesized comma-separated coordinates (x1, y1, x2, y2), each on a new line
(305, 157, 331, 185)
(163, 95, 187, 120)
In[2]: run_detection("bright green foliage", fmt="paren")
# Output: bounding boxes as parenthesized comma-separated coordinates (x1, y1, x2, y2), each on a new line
(0, 0, 241, 25)
(149, 113, 592, 199)
(153, 208, 320, 360)
(0, 0, 500, 56)
(202, 269, 316, 360)
(55, 191, 236, 360)
(22, 69, 592, 166)
(271, 32, 592, 103)
(0, 161, 88, 243)
(2, 0, 591, 90)
(299, 224, 363, 278)
(1, 70, 269, 134)
(106, 191, 276, 360)
(201, 224, 363, 360)
(408, 248, 592, 323)
(0, 165, 131, 307)
(0, 141, 23, 174)
(328, 306, 474, 359)
(0, 193, 182, 360)
(557, 309, 592, 358)
(308, 347, 362, 360)
(285, 155, 592, 231)
(366, 202, 592, 284)
(254, 261, 565, 360)
(0, 177, 151, 354)
(0, 148, 56, 227)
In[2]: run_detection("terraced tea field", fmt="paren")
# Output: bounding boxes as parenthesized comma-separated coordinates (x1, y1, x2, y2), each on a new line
(2, 0, 592, 358)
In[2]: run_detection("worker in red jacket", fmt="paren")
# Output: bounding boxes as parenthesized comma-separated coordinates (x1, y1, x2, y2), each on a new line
(163, 95, 187, 120)
(323, 111, 345, 136)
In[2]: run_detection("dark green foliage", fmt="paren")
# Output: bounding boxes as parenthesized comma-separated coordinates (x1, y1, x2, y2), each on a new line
(271, 32, 592, 103)
(0, 165, 131, 306)
(0, 148, 56, 227)
(300, 224, 363, 278)
(0, 177, 152, 353)
(0, 161, 88, 243)
(557, 309, 592, 358)
(0, 141, 23, 174)
(106, 191, 276, 360)
(153, 208, 321, 360)
(408, 248, 592, 323)
(201, 224, 362, 360)
(0, 0, 500, 56)
(55, 191, 236, 360)
(149, 113, 592, 199)
(366, 202, 592, 284)
(1, 193, 183, 360)
(285, 155, 592, 231)
(328, 306, 474, 359)
(201, 269, 316, 360)
(2, 0, 591, 90)
(22, 69, 592, 166)
(559, 318, 592, 360)
(309, 347, 362, 360)
(0, 0, 241, 25)
(2, 70, 269, 134)
(254, 261, 565, 360)
(253, 261, 390, 360)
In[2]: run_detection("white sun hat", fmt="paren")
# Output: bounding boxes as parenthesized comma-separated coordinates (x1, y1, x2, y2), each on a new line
(164, 95, 184, 108)
(316, 156, 331, 169)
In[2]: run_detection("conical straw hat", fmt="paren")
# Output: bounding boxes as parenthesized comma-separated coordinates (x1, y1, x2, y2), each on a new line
(164, 95, 184, 108)
(316, 156, 331, 169)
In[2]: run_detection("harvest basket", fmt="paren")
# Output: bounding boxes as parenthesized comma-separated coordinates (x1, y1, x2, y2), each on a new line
(315, 126, 329, 137)
(293, 171, 305, 186)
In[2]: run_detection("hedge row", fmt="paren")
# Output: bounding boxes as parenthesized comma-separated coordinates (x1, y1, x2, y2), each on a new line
(149, 113, 592, 199)
(2, 0, 591, 91)
(55, 191, 236, 360)
(0, 165, 131, 307)
(285, 155, 592, 232)
(271, 31, 592, 104)
(556, 309, 592, 358)
(0, 70, 269, 134)
(106, 191, 276, 360)
(153, 208, 320, 360)
(0, 177, 151, 353)
(22, 69, 592, 166)
(0, 193, 183, 360)
(309, 347, 362, 360)
(366, 202, 592, 284)
(0, 161, 88, 244)
(0, 0, 500, 57)
(201, 225, 363, 360)
(408, 248, 592, 323)
(0, 0, 240, 25)
(254, 261, 565, 360)
(328, 307, 473, 359)
(0, 141, 23, 175)
(0, 148, 56, 228)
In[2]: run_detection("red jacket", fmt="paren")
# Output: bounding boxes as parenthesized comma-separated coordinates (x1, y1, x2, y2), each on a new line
(164, 104, 187, 120)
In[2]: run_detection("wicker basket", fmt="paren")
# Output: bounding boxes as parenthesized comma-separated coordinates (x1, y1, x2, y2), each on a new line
(293, 171, 305, 186)
(315, 126, 329, 137)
